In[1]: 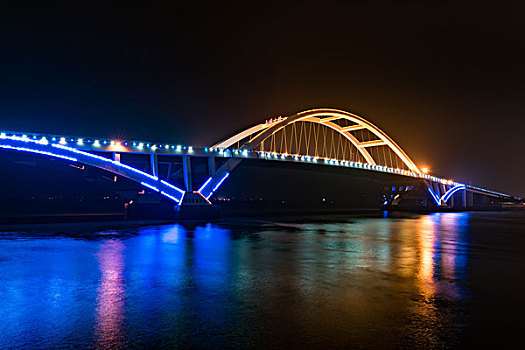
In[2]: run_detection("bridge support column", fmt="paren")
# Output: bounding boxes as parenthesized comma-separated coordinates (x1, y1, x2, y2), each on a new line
(150, 154, 158, 178)
(463, 188, 467, 209)
(208, 156, 216, 176)
(432, 183, 439, 198)
(113, 152, 121, 162)
(467, 191, 474, 208)
(183, 155, 192, 191)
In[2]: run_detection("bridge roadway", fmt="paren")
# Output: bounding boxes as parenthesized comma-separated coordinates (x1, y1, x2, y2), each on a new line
(0, 130, 521, 212)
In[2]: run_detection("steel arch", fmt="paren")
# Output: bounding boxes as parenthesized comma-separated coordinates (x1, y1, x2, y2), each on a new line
(213, 108, 421, 174)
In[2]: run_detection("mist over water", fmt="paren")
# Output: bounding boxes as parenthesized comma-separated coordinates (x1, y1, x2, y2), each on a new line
(1, 212, 524, 348)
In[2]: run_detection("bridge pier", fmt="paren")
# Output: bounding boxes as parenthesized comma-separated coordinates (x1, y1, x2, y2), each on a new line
(183, 155, 192, 191)
(150, 154, 158, 178)
(208, 156, 215, 176)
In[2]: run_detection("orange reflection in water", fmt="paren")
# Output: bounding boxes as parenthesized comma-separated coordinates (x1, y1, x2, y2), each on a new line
(416, 213, 465, 301)
(94, 240, 126, 349)
(417, 214, 437, 300)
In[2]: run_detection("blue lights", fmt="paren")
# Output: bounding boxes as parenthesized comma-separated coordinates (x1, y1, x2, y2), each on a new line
(178, 191, 185, 206)
(427, 184, 468, 206)
(442, 185, 466, 203)
(142, 182, 184, 203)
(51, 142, 184, 203)
(160, 180, 185, 194)
(51, 143, 159, 181)
(0, 134, 185, 204)
(160, 191, 180, 203)
(0, 145, 78, 162)
(198, 177, 212, 193)
(141, 182, 185, 204)
(201, 172, 230, 200)
(141, 182, 159, 192)
(427, 187, 441, 205)
(213, 172, 230, 192)
(0, 135, 79, 162)
(118, 162, 158, 181)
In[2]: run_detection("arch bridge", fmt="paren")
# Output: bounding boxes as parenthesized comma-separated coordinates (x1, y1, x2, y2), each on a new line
(0, 108, 521, 211)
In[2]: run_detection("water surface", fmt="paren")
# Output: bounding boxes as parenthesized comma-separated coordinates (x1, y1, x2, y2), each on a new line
(1, 212, 524, 348)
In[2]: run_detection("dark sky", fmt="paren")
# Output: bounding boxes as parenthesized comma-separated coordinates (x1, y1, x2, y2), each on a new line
(1, 2, 524, 196)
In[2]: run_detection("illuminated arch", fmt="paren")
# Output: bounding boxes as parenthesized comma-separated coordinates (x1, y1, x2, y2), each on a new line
(0, 135, 185, 203)
(213, 108, 421, 174)
(441, 184, 466, 204)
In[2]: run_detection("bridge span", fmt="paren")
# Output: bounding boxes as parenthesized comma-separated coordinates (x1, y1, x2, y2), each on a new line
(0, 108, 522, 217)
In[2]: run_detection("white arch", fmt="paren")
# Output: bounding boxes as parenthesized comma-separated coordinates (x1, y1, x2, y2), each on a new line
(213, 123, 271, 150)
(212, 108, 421, 174)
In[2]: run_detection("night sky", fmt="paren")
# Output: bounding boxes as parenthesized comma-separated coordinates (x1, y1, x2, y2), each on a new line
(1, 2, 524, 196)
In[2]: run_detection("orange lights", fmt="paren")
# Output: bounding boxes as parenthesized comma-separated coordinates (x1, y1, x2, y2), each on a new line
(421, 167, 429, 174)
(211, 108, 422, 174)
(109, 141, 126, 152)
(194, 191, 212, 205)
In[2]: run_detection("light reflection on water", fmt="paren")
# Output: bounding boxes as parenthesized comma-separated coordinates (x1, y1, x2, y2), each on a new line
(94, 240, 125, 349)
(416, 213, 470, 301)
(1, 212, 521, 348)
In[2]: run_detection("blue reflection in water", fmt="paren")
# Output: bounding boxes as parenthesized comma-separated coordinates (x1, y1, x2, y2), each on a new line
(418, 213, 470, 300)
(0, 239, 97, 348)
(191, 224, 234, 339)
(0, 211, 496, 348)
(193, 223, 231, 291)
(121, 225, 190, 347)
(94, 240, 125, 349)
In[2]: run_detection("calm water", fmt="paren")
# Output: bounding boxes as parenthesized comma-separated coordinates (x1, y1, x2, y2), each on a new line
(1, 212, 525, 349)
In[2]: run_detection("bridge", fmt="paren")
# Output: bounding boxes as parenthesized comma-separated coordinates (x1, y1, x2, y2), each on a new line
(0, 108, 522, 215)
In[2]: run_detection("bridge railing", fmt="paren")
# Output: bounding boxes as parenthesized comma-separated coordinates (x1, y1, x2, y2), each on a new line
(0, 130, 257, 159)
(251, 150, 519, 201)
